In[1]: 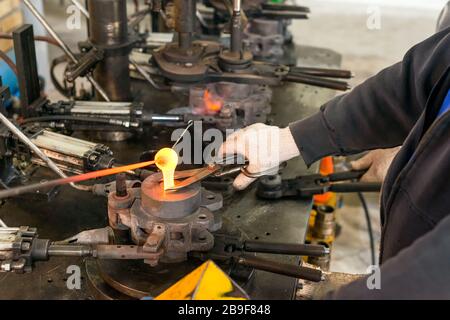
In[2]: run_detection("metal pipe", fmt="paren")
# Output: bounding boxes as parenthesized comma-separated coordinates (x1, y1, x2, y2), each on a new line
(0, 219, 7, 228)
(178, 33, 192, 50)
(0, 50, 18, 76)
(237, 254, 324, 282)
(23, 0, 110, 101)
(88, 0, 131, 101)
(0, 160, 154, 200)
(0, 227, 19, 233)
(175, 0, 196, 50)
(70, 0, 89, 19)
(243, 241, 330, 257)
(233, 0, 241, 12)
(48, 244, 93, 257)
(147, 114, 184, 122)
(230, 0, 242, 54)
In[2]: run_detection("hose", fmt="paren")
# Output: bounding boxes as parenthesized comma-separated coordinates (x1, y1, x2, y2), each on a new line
(21, 116, 123, 126)
(358, 192, 376, 266)
(0, 33, 61, 48)
(0, 50, 18, 77)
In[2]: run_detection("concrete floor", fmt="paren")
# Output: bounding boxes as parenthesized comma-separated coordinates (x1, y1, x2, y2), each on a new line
(40, 0, 445, 275)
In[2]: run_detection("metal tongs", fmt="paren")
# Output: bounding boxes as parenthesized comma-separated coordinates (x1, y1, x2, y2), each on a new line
(168, 155, 277, 191)
(257, 169, 382, 199)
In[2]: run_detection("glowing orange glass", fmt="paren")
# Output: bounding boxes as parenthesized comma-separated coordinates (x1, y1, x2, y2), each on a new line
(155, 147, 179, 190)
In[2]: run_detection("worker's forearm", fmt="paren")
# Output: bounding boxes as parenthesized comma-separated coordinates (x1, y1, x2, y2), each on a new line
(290, 27, 450, 166)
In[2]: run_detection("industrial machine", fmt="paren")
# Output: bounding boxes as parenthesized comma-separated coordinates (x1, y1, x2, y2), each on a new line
(0, 0, 362, 300)
(20, 0, 351, 136)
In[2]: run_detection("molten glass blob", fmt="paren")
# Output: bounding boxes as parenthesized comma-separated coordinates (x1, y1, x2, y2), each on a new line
(155, 147, 179, 190)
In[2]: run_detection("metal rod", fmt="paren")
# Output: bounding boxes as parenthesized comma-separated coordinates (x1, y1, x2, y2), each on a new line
(233, 0, 241, 12)
(23, 0, 110, 101)
(147, 114, 184, 123)
(48, 244, 93, 257)
(130, 58, 165, 90)
(230, 0, 242, 54)
(0, 160, 155, 200)
(70, 0, 89, 19)
(0, 227, 19, 233)
(172, 120, 193, 148)
(243, 241, 330, 257)
(237, 254, 324, 282)
(0, 218, 7, 228)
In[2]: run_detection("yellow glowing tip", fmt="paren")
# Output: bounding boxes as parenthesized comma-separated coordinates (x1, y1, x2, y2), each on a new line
(155, 147, 179, 190)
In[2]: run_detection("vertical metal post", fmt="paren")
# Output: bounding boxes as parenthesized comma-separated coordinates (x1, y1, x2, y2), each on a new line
(13, 25, 44, 115)
(175, 0, 196, 50)
(230, 0, 242, 54)
(88, 0, 132, 101)
(23, 0, 110, 101)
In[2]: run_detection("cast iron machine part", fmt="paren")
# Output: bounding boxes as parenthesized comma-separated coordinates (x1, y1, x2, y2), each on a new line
(256, 169, 382, 200)
(150, 0, 352, 90)
(0, 226, 165, 273)
(203, 0, 310, 62)
(9, 23, 235, 134)
(107, 171, 223, 265)
(23, 0, 137, 102)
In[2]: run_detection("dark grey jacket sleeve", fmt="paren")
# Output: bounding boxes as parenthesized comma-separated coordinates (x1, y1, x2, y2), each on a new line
(289, 28, 450, 166)
(325, 213, 450, 299)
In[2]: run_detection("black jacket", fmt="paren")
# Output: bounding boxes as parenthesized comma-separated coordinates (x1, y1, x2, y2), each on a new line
(289, 28, 450, 299)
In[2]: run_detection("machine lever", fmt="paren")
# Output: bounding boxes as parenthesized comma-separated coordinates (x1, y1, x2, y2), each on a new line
(236, 254, 323, 282)
(243, 241, 329, 257)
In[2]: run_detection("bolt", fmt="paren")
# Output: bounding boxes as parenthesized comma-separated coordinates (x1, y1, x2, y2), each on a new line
(21, 242, 31, 251)
(115, 173, 128, 197)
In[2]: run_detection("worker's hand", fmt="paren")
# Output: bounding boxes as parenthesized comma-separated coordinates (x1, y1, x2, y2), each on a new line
(218, 123, 300, 190)
(350, 146, 401, 183)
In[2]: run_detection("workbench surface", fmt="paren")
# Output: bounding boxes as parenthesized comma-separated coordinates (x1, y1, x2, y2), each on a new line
(0, 45, 340, 300)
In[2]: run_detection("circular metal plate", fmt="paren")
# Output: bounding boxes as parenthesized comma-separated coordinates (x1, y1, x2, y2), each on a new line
(86, 218, 254, 299)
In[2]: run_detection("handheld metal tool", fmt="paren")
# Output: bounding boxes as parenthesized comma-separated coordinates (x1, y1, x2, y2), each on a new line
(190, 234, 327, 282)
(257, 169, 382, 199)
(0, 160, 155, 200)
(166, 154, 277, 190)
